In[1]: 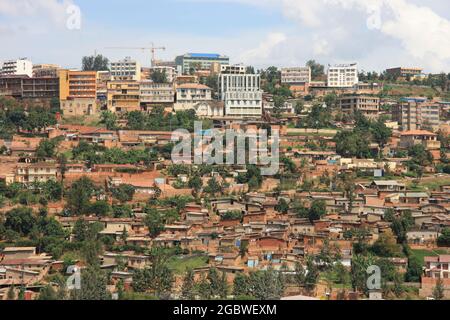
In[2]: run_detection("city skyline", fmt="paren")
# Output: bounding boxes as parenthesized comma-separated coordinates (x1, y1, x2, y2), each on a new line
(1, 0, 450, 72)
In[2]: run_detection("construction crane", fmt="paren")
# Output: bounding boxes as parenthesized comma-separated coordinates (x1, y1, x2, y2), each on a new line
(105, 43, 166, 66)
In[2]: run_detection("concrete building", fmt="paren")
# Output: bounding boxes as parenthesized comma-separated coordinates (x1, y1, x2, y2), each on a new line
(110, 57, 141, 81)
(419, 255, 450, 299)
(386, 67, 423, 78)
(59, 70, 97, 100)
(140, 81, 175, 108)
(399, 130, 441, 151)
(392, 97, 440, 131)
(175, 53, 229, 74)
(107, 80, 140, 113)
(0, 76, 59, 100)
(218, 65, 263, 118)
(281, 67, 311, 84)
(1, 58, 33, 77)
(175, 83, 212, 108)
(32, 64, 60, 78)
(327, 63, 358, 88)
(15, 163, 58, 184)
(339, 95, 380, 119)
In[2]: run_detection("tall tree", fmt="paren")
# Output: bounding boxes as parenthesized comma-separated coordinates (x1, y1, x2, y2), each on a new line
(82, 54, 110, 71)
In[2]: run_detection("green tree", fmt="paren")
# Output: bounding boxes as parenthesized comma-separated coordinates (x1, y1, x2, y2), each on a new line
(111, 184, 135, 203)
(151, 69, 168, 83)
(432, 278, 445, 300)
(71, 266, 111, 300)
(82, 54, 109, 71)
(437, 228, 450, 247)
(306, 60, 325, 79)
(66, 177, 95, 215)
(181, 268, 196, 300)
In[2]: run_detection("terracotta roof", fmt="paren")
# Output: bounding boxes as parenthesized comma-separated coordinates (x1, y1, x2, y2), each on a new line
(400, 130, 436, 136)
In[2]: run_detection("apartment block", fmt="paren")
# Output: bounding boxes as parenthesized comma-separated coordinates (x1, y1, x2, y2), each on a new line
(1, 58, 33, 77)
(59, 70, 97, 100)
(281, 67, 311, 84)
(218, 65, 263, 118)
(110, 57, 141, 81)
(0, 76, 59, 99)
(327, 63, 358, 88)
(140, 81, 175, 107)
(339, 95, 380, 119)
(392, 97, 440, 131)
(107, 80, 141, 113)
(175, 53, 229, 74)
(175, 83, 212, 109)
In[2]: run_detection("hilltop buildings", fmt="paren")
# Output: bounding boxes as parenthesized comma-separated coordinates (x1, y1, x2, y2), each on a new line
(110, 57, 141, 81)
(392, 98, 440, 131)
(218, 65, 263, 118)
(175, 53, 230, 74)
(327, 63, 358, 88)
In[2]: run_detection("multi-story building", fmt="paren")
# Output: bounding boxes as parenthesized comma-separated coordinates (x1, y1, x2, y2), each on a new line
(339, 95, 380, 119)
(15, 163, 58, 184)
(0, 76, 59, 100)
(32, 64, 60, 78)
(419, 255, 450, 299)
(175, 83, 212, 107)
(1, 58, 33, 77)
(386, 67, 423, 78)
(107, 80, 140, 113)
(110, 57, 141, 81)
(140, 81, 175, 108)
(392, 97, 440, 131)
(59, 70, 97, 100)
(399, 130, 441, 151)
(281, 67, 311, 84)
(218, 65, 263, 118)
(175, 53, 229, 74)
(327, 63, 358, 88)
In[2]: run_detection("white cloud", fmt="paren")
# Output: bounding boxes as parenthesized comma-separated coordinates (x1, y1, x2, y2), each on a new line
(0, 0, 74, 25)
(239, 32, 287, 64)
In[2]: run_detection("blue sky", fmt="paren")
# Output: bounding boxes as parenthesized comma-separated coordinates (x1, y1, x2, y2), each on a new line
(0, 0, 449, 72)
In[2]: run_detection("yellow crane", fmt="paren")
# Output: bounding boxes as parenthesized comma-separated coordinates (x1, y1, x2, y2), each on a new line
(105, 43, 166, 66)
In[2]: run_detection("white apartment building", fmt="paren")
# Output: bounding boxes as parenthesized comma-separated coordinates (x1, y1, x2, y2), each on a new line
(140, 81, 175, 105)
(110, 57, 141, 81)
(1, 58, 33, 77)
(281, 67, 311, 84)
(218, 65, 263, 118)
(327, 63, 358, 88)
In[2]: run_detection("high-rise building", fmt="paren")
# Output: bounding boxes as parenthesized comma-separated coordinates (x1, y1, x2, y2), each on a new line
(218, 65, 263, 118)
(392, 97, 440, 132)
(175, 53, 229, 74)
(110, 57, 141, 81)
(1, 58, 33, 77)
(327, 63, 358, 88)
(59, 70, 97, 100)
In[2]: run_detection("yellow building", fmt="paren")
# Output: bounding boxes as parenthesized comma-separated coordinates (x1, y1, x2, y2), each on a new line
(107, 80, 140, 113)
(59, 70, 97, 100)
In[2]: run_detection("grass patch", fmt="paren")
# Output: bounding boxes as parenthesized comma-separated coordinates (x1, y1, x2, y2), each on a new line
(411, 249, 449, 266)
(407, 177, 450, 192)
(167, 254, 209, 274)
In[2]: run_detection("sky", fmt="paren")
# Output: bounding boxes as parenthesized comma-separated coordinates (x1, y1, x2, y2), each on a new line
(0, 0, 450, 73)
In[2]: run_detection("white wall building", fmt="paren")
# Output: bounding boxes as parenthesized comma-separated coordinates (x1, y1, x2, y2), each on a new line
(327, 63, 358, 88)
(281, 67, 311, 84)
(218, 65, 263, 118)
(140, 81, 175, 105)
(110, 57, 141, 81)
(1, 58, 33, 77)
